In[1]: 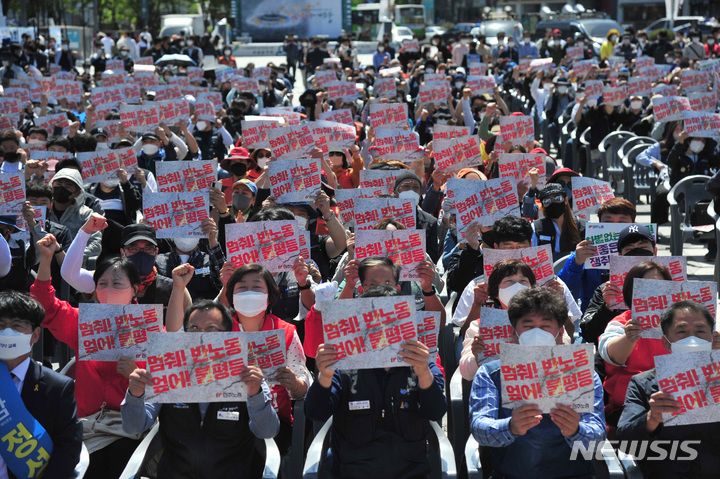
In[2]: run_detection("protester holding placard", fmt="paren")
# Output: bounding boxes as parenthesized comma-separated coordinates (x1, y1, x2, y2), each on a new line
(306, 284, 447, 479)
(0, 292, 83, 479)
(532, 183, 585, 261)
(558, 199, 637, 313)
(598, 261, 672, 427)
(617, 301, 720, 478)
(31, 235, 151, 478)
(469, 287, 605, 478)
(327, 146, 363, 189)
(393, 172, 440, 263)
(121, 299, 280, 479)
(192, 117, 233, 165)
(459, 259, 538, 381)
(85, 169, 142, 227)
(667, 131, 719, 187)
(134, 130, 181, 176)
(521, 167, 579, 220)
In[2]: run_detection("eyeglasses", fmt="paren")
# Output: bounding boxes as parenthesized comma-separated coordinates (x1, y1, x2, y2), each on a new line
(396, 181, 421, 193)
(328, 151, 344, 157)
(361, 280, 394, 289)
(556, 180, 571, 189)
(186, 325, 224, 333)
(541, 194, 566, 208)
(256, 153, 271, 159)
(0, 319, 34, 332)
(125, 245, 157, 255)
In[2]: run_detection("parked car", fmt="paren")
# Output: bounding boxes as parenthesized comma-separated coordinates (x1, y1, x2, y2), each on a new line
(471, 20, 521, 45)
(533, 18, 623, 57)
(673, 21, 720, 38)
(644, 16, 706, 34)
(442, 23, 478, 42)
(425, 25, 447, 39)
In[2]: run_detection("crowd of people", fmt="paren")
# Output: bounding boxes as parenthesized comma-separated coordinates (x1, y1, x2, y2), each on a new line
(0, 19, 720, 479)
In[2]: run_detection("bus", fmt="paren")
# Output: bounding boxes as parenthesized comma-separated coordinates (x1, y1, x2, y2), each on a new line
(394, 4, 426, 37)
(352, 3, 390, 41)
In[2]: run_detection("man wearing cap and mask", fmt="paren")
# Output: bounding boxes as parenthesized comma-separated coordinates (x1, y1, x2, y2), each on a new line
(0, 215, 33, 291)
(544, 77, 573, 154)
(617, 300, 720, 478)
(229, 179, 257, 222)
(156, 219, 225, 300)
(470, 287, 605, 479)
(0, 48, 26, 80)
(579, 224, 659, 346)
(522, 167, 579, 220)
(134, 125, 185, 176)
(0, 292, 83, 479)
(192, 115, 233, 164)
(84, 164, 142, 227)
(47, 168, 102, 262)
(392, 172, 440, 263)
(219, 147, 253, 194)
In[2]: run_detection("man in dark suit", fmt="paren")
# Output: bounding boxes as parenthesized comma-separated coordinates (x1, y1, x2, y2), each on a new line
(0, 292, 82, 479)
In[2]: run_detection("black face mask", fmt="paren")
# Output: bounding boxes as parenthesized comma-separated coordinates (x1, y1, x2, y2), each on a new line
(3, 151, 19, 163)
(480, 230, 496, 248)
(544, 202, 566, 220)
(622, 247, 653, 257)
(53, 186, 73, 204)
(229, 109, 242, 117)
(127, 251, 155, 276)
(301, 98, 315, 108)
(230, 163, 247, 177)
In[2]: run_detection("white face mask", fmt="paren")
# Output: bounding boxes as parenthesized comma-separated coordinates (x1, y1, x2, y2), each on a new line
(709, 38, 716, 45)
(187, 40, 194, 47)
(577, 42, 584, 48)
(586, 98, 597, 108)
(543, 83, 552, 91)
(142, 144, 159, 156)
(692, 37, 700, 43)
(524, 39, 530, 45)
(295, 215, 308, 231)
(1, 61, 9, 67)
(102, 178, 120, 188)
(398, 189, 420, 203)
(174, 237, 199, 252)
(121, 51, 128, 57)
(507, 42, 516, 48)
(28, 138, 43, 144)
(378, 46, 385, 52)
(62, 44, 69, 51)
(233, 291, 268, 317)
(547, 40, 555, 48)
(557, 86, 568, 95)
(96, 286, 134, 304)
(0, 328, 33, 360)
(689, 140, 705, 153)
(195, 121, 208, 131)
(433, 40, 439, 45)
(455, 81, 464, 89)
(610, 35, 618, 43)
(669, 335, 712, 354)
(630, 100, 643, 110)
(518, 327, 558, 347)
(425, 68, 434, 73)
(498, 282, 529, 306)
(256, 157, 268, 168)
(224, 49, 232, 55)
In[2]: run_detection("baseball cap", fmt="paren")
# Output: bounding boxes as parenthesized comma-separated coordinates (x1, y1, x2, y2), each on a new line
(617, 224, 655, 252)
(51, 168, 83, 190)
(233, 178, 257, 196)
(90, 127, 108, 138)
(538, 183, 566, 200)
(548, 167, 580, 184)
(121, 223, 157, 247)
(141, 132, 160, 142)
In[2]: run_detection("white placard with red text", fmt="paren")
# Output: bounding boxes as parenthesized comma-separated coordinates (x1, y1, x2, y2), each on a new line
(452, 177, 519, 236)
(418, 311, 441, 356)
(318, 109, 355, 126)
(368, 102, 408, 129)
(374, 77, 397, 99)
(483, 244, 555, 285)
(683, 111, 720, 139)
(653, 96, 692, 122)
(353, 198, 417, 231)
(584, 223, 657, 269)
(0, 173, 25, 214)
(267, 125, 316, 160)
(335, 188, 376, 226)
(225, 221, 301, 272)
(156, 161, 217, 192)
(142, 191, 210, 238)
(499, 115, 534, 145)
(358, 169, 400, 196)
(476, 308, 514, 365)
(372, 128, 423, 162)
(77, 147, 138, 185)
(310, 120, 356, 153)
(433, 136, 482, 171)
(78, 304, 163, 361)
(268, 158, 322, 203)
(572, 178, 614, 217)
(354, 229, 426, 280)
(432, 124, 471, 140)
(497, 153, 546, 190)
(241, 118, 282, 149)
(609, 256, 687, 310)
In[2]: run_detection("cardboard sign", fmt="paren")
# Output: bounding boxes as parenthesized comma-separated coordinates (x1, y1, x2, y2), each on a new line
(156, 160, 217, 193)
(432, 124, 471, 140)
(27, 150, 73, 162)
(499, 115, 534, 145)
(156, 99, 191, 124)
(197, 91, 222, 111)
(584, 223, 657, 269)
(77, 147, 138, 185)
(327, 80, 361, 101)
(655, 350, 720, 426)
(34, 113, 69, 135)
(608, 56, 626, 71)
(314, 70, 337, 88)
(119, 104, 160, 132)
(153, 85, 183, 102)
(682, 70, 710, 93)
(225, 220, 301, 272)
(106, 59, 124, 71)
(468, 62, 487, 77)
(566, 46, 583, 61)
(628, 76, 652, 97)
(354, 229, 426, 280)
(268, 158, 322, 203)
(0, 115, 14, 132)
(194, 100, 216, 122)
(500, 343, 595, 413)
(633, 279, 717, 339)
(602, 85, 628, 107)
(101, 70, 127, 87)
(688, 92, 717, 112)
(653, 96, 692, 122)
(318, 109, 354, 126)
(252, 67, 272, 81)
(260, 108, 301, 125)
(144, 331, 281, 403)
(417, 83, 451, 105)
(372, 128, 422, 161)
(310, 120, 356, 153)
(529, 58, 553, 72)
(608, 256, 687, 310)
(573, 59, 597, 78)
(359, 170, 400, 196)
(378, 66, 402, 78)
(335, 188, 375, 226)
(3, 87, 30, 104)
(374, 77, 397, 99)
(186, 66, 204, 83)
(698, 58, 720, 74)
(241, 118, 282, 149)
(418, 311, 441, 356)
(78, 304, 162, 361)
(0, 173, 25, 214)
(581, 80, 604, 104)
(245, 330, 286, 384)
(267, 125, 316, 160)
(453, 177, 519, 235)
(466, 75, 495, 95)
(683, 111, 720, 138)
(483, 244, 555, 285)
(142, 191, 210, 238)
(53, 80, 83, 101)
(497, 153, 546, 190)
(7, 78, 41, 101)
(572, 178, 614, 217)
(368, 103, 408, 129)
(652, 84, 679, 98)
(353, 198, 417, 231)
(433, 136, 482, 171)
(319, 296, 418, 369)
(402, 39, 419, 52)
(476, 308, 514, 365)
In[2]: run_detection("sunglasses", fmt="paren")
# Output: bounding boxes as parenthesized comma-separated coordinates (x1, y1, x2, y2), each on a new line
(255, 152, 271, 159)
(328, 151, 344, 157)
(541, 194, 566, 207)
